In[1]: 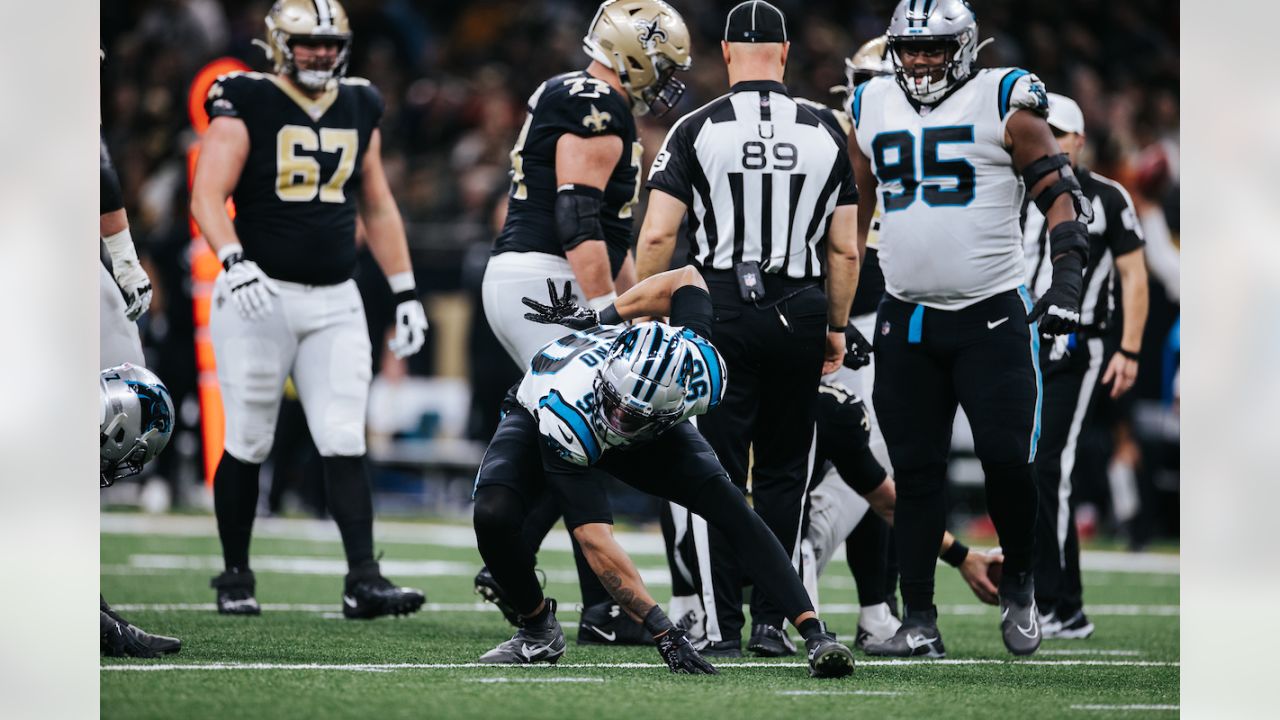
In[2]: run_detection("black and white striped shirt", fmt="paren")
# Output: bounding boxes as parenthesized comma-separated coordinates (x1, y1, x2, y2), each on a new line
(646, 80, 857, 280)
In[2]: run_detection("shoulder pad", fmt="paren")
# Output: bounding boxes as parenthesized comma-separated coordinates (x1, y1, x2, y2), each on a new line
(996, 68, 1049, 120)
(547, 74, 629, 137)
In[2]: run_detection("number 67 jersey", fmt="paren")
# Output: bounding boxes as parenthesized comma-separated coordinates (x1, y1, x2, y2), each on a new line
(850, 68, 1049, 310)
(205, 71, 383, 286)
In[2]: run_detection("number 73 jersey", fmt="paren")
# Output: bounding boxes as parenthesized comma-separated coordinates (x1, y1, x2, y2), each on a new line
(850, 68, 1049, 310)
(205, 72, 383, 286)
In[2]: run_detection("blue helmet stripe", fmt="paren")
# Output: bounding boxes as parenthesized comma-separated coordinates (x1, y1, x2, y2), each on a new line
(539, 390, 601, 464)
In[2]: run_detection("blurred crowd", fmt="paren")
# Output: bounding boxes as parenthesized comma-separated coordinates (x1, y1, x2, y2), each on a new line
(100, 0, 1178, 544)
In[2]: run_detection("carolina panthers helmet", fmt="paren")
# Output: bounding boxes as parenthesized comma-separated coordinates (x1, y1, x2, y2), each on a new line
(256, 0, 352, 91)
(594, 322, 696, 444)
(844, 36, 892, 93)
(100, 364, 175, 488)
(886, 0, 981, 105)
(582, 0, 692, 116)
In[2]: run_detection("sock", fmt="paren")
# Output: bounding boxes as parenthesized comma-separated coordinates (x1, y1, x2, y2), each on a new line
(523, 600, 552, 627)
(983, 461, 1037, 576)
(322, 456, 376, 569)
(797, 617, 825, 641)
(473, 486, 546, 615)
(213, 451, 261, 571)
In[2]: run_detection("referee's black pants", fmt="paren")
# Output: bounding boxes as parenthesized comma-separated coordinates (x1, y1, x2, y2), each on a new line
(1033, 334, 1105, 618)
(873, 289, 1042, 614)
(694, 273, 827, 644)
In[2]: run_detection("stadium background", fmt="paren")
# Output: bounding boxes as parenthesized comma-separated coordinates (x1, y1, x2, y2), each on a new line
(98, 0, 1179, 548)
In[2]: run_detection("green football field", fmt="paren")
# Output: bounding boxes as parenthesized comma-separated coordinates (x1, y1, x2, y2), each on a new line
(101, 513, 1179, 719)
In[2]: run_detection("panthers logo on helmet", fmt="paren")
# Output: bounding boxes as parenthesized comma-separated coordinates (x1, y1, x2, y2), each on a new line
(635, 16, 668, 50)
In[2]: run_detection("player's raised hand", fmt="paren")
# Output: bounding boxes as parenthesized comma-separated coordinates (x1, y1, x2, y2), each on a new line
(389, 295, 429, 359)
(655, 627, 718, 675)
(222, 253, 279, 321)
(522, 278, 598, 330)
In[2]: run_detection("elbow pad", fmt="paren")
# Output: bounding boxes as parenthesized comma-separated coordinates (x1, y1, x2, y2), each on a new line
(1048, 220, 1089, 268)
(1021, 153, 1094, 224)
(555, 184, 607, 252)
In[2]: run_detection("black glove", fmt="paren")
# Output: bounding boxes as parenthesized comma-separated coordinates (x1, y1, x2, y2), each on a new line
(655, 627, 718, 674)
(1027, 254, 1084, 336)
(842, 323, 874, 370)
(522, 279, 599, 330)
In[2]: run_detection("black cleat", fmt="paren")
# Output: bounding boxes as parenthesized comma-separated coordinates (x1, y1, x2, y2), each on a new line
(694, 638, 742, 658)
(999, 572, 1041, 655)
(474, 566, 522, 627)
(577, 601, 652, 646)
(101, 611, 182, 658)
(479, 598, 567, 664)
(747, 623, 797, 657)
(863, 607, 946, 658)
(1043, 609, 1095, 640)
(804, 622, 856, 678)
(343, 562, 426, 619)
(211, 568, 261, 616)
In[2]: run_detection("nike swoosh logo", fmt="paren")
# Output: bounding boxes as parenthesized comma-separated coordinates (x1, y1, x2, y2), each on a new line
(1016, 620, 1039, 639)
(987, 317, 1009, 329)
(586, 625, 616, 642)
(521, 643, 549, 659)
(905, 634, 937, 650)
(557, 427, 575, 444)
(343, 595, 358, 608)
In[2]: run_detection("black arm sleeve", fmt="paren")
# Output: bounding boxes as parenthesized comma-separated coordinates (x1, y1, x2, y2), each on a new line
(100, 133, 124, 215)
(669, 285, 713, 340)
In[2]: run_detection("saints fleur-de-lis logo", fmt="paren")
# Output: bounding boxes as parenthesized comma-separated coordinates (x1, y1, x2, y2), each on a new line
(635, 16, 668, 50)
(582, 104, 612, 133)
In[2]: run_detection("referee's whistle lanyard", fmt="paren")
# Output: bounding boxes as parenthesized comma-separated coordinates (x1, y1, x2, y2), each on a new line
(753, 284, 820, 335)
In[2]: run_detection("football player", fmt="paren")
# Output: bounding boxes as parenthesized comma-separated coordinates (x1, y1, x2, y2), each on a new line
(471, 269, 856, 678)
(849, 0, 1093, 657)
(476, 0, 692, 644)
(100, 129, 151, 369)
(100, 364, 181, 658)
(190, 0, 428, 618)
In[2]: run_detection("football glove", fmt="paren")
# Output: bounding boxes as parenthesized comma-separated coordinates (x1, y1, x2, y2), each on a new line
(1027, 256, 1084, 336)
(388, 294, 429, 359)
(655, 627, 718, 675)
(102, 228, 152, 321)
(842, 323, 874, 370)
(522, 279, 599, 331)
(222, 252, 279, 321)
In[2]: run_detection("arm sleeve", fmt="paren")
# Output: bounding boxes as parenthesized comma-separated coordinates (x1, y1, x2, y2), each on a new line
(1104, 183, 1146, 257)
(645, 119, 696, 206)
(815, 388, 887, 495)
(100, 132, 124, 215)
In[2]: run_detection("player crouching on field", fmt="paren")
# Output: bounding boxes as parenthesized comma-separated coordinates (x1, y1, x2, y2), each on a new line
(471, 267, 856, 677)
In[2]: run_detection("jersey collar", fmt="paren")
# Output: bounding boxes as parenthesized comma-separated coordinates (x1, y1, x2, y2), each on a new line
(730, 79, 789, 96)
(268, 75, 340, 122)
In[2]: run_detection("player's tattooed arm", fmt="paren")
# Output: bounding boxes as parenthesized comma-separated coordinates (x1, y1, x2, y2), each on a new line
(572, 522, 660, 621)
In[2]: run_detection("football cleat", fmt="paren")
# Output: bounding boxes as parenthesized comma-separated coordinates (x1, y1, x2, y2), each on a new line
(479, 598, 567, 665)
(343, 562, 426, 619)
(211, 568, 261, 616)
(863, 607, 946, 658)
(101, 611, 182, 658)
(803, 622, 856, 678)
(999, 572, 1041, 656)
(747, 623, 797, 657)
(474, 566, 522, 627)
(854, 602, 903, 651)
(1042, 609, 1094, 640)
(693, 638, 743, 658)
(577, 601, 652, 646)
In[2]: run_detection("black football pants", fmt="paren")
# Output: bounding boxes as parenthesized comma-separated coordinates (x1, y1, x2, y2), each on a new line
(873, 289, 1042, 613)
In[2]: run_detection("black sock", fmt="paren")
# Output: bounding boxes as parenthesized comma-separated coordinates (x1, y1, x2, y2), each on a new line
(797, 617, 825, 641)
(893, 463, 947, 613)
(982, 462, 1037, 576)
(322, 456, 376, 570)
(473, 486, 546, 615)
(847, 511, 890, 607)
(213, 452, 261, 571)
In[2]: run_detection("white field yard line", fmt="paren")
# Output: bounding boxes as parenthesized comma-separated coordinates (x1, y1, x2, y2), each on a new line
(100, 513, 1180, 574)
(468, 677, 604, 684)
(108, 600, 1180, 617)
(102, 659, 1179, 673)
(778, 690, 907, 696)
(1070, 705, 1178, 712)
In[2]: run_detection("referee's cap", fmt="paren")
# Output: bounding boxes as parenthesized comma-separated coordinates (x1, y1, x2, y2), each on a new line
(1047, 93, 1085, 136)
(724, 1, 788, 44)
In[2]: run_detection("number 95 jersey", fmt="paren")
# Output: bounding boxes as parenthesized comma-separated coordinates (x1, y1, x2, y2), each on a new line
(515, 324, 727, 467)
(850, 68, 1049, 310)
(205, 72, 383, 286)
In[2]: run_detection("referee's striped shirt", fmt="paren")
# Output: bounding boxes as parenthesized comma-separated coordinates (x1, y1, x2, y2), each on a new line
(646, 80, 857, 280)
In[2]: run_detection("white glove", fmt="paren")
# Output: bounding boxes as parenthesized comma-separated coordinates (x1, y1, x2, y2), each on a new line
(388, 296, 429, 359)
(219, 245, 279, 321)
(103, 228, 152, 321)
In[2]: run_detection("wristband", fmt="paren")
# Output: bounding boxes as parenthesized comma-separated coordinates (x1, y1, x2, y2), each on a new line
(586, 292, 617, 312)
(102, 228, 140, 266)
(387, 271, 416, 294)
(940, 540, 970, 568)
(217, 243, 245, 270)
(642, 605, 674, 638)
(1118, 347, 1140, 361)
(828, 322, 847, 333)
(597, 304, 623, 326)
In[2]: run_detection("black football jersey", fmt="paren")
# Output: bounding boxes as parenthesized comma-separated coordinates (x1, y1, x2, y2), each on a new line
(493, 71, 640, 275)
(205, 72, 383, 285)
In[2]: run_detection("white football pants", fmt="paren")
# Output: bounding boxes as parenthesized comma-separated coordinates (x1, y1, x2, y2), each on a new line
(481, 251, 584, 368)
(100, 264, 144, 369)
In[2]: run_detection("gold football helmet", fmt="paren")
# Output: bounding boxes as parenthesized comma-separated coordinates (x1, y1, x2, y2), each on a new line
(842, 36, 892, 95)
(582, 0, 692, 116)
(254, 0, 352, 91)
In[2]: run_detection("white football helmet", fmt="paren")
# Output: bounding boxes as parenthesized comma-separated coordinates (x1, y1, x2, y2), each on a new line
(100, 364, 174, 487)
(885, 0, 981, 105)
(594, 321, 695, 444)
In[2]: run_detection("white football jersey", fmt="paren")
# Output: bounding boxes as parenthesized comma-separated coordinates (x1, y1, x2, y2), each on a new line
(515, 324, 726, 466)
(851, 68, 1049, 309)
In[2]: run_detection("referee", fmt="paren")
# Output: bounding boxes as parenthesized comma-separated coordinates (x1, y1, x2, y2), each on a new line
(636, 0, 860, 657)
